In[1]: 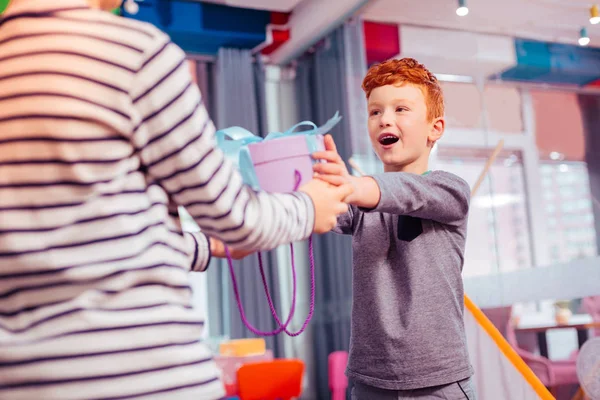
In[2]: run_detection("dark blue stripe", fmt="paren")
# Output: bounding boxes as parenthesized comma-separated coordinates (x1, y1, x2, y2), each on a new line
(190, 195, 249, 235)
(0, 71, 127, 93)
(136, 101, 204, 156)
(0, 7, 89, 27)
(0, 189, 146, 211)
(156, 146, 215, 184)
(0, 92, 130, 119)
(187, 183, 244, 222)
(0, 358, 212, 389)
(90, 377, 220, 400)
(0, 241, 185, 280)
(140, 40, 171, 70)
(0, 261, 181, 299)
(8, 320, 204, 346)
(211, 201, 254, 243)
(0, 219, 162, 257)
(133, 57, 186, 104)
(189, 233, 200, 272)
(0, 50, 136, 73)
(180, 166, 233, 208)
(0, 135, 127, 147)
(0, 31, 144, 53)
(0, 202, 165, 235)
(0, 157, 130, 167)
(169, 155, 224, 196)
(0, 167, 138, 189)
(146, 120, 209, 169)
(0, 339, 199, 367)
(0, 281, 192, 318)
(0, 300, 192, 333)
(141, 81, 192, 123)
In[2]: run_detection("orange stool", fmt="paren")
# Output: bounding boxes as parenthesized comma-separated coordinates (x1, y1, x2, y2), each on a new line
(237, 359, 304, 400)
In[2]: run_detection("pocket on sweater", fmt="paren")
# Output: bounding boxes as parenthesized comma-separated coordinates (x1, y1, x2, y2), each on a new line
(396, 215, 423, 242)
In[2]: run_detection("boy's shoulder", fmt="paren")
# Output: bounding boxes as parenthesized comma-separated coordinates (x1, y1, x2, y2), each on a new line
(426, 170, 471, 196)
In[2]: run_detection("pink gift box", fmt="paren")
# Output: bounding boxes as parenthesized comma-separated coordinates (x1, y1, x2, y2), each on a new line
(247, 134, 325, 193)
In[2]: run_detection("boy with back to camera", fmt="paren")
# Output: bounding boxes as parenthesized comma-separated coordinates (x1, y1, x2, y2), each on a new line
(312, 58, 476, 399)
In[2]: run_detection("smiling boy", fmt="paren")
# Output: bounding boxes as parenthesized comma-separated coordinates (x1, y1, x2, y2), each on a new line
(313, 58, 476, 399)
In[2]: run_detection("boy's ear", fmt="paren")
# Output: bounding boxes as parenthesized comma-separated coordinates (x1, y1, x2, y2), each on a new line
(428, 117, 444, 146)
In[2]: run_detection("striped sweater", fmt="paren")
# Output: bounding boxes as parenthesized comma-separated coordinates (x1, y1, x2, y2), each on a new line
(0, 1, 314, 399)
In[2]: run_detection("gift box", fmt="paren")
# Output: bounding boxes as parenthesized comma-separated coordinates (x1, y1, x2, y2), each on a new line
(216, 112, 342, 193)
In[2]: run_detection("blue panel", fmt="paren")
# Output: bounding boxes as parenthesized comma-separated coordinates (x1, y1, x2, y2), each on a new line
(123, 0, 269, 55)
(201, 3, 271, 34)
(496, 38, 600, 86)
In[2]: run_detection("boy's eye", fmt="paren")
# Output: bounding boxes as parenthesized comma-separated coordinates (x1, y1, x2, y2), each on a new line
(396, 107, 406, 112)
(370, 110, 380, 116)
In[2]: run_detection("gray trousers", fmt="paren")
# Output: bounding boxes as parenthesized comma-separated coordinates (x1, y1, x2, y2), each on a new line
(351, 377, 476, 400)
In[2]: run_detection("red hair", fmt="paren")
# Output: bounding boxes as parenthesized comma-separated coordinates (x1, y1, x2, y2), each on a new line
(362, 58, 444, 122)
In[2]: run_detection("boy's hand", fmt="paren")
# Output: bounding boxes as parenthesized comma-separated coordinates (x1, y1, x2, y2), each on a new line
(209, 237, 253, 259)
(312, 135, 380, 209)
(312, 135, 360, 203)
(299, 178, 354, 234)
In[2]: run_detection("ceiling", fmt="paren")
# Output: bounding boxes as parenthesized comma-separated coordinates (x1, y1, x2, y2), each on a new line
(361, 0, 600, 48)
(197, 0, 305, 12)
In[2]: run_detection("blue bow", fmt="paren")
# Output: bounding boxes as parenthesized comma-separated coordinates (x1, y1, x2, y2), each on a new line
(216, 111, 342, 189)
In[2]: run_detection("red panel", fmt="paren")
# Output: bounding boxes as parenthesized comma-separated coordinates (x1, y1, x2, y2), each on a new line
(363, 21, 400, 66)
(261, 11, 291, 55)
(261, 29, 291, 55)
(270, 11, 290, 25)
(587, 78, 600, 88)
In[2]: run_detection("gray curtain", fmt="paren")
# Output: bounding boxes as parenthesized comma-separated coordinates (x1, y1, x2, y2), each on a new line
(578, 94, 600, 252)
(204, 48, 286, 356)
(295, 24, 362, 400)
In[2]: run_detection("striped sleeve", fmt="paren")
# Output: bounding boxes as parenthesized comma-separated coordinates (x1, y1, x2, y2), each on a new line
(129, 32, 314, 251)
(184, 232, 211, 272)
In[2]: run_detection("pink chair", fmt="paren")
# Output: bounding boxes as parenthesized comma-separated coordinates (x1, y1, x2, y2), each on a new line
(481, 306, 579, 395)
(506, 323, 579, 394)
(328, 351, 348, 400)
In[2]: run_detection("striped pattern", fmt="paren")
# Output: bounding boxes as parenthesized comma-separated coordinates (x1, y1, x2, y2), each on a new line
(0, 1, 313, 399)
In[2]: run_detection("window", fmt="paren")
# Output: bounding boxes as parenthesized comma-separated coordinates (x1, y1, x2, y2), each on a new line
(539, 161, 598, 264)
(435, 148, 533, 276)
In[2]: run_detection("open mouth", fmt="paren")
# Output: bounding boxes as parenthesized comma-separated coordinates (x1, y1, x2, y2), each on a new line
(378, 134, 399, 146)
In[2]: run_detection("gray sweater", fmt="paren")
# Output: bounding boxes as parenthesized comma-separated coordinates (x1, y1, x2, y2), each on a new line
(334, 170, 474, 390)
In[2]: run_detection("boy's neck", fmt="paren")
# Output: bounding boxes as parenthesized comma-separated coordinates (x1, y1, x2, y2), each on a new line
(383, 158, 430, 175)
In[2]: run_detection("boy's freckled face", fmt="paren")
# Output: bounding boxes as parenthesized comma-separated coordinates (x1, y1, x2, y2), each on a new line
(367, 83, 432, 170)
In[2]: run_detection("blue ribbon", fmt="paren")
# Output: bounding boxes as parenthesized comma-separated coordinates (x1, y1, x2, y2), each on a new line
(216, 111, 342, 189)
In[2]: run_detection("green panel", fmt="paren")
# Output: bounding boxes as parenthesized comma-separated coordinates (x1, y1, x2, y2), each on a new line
(0, 0, 10, 14)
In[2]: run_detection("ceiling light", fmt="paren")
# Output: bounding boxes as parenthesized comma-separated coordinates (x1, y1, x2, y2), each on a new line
(456, 0, 469, 17)
(590, 5, 600, 25)
(579, 27, 590, 46)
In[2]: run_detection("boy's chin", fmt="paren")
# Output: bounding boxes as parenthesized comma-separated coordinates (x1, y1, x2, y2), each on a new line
(378, 153, 410, 168)
(377, 153, 421, 172)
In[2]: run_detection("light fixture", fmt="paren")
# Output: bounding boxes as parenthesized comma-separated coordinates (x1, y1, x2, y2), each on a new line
(591, 5, 600, 25)
(124, 0, 139, 15)
(456, 0, 469, 16)
(579, 27, 590, 46)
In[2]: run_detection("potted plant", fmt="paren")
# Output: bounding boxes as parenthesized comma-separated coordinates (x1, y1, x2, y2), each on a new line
(554, 300, 572, 325)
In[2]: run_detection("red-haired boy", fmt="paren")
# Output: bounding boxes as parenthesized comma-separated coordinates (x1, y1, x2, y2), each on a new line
(313, 58, 476, 399)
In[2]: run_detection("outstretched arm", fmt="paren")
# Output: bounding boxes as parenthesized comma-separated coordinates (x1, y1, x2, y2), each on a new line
(313, 136, 470, 226)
